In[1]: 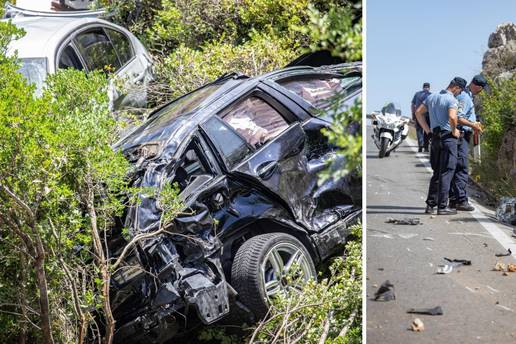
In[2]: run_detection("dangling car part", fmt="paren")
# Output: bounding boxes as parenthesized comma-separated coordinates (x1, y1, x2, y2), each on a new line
(371, 102, 409, 158)
(109, 62, 362, 343)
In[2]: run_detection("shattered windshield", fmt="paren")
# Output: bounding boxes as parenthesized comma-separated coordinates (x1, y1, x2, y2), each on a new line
(117, 83, 223, 150)
(18, 57, 48, 96)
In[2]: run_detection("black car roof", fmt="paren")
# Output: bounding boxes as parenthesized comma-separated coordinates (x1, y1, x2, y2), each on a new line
(116, 62, 362, 159)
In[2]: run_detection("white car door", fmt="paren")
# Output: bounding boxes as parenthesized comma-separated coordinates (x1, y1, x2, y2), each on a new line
(104, 27, 151, 109)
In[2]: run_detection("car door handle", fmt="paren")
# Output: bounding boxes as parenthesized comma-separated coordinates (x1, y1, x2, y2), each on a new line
(256, 161, 278, 180)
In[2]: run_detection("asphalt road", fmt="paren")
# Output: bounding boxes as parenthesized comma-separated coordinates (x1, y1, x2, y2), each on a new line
(366, 126, 516, 344)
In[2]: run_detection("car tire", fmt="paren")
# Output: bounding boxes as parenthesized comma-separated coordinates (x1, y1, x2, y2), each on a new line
(231, 233, 316, 319)
(379, 137, 389, 158)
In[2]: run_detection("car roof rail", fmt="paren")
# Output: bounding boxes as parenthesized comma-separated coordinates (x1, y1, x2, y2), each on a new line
(213, 72, 249, 83)
(3, 3, 106, 19)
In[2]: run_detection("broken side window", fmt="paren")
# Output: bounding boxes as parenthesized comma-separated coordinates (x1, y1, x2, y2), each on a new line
(277, 74, 361, 112)
(202, 117, 251, 169)
(218, 96, 289, 148)
(172, 141, 213, 193)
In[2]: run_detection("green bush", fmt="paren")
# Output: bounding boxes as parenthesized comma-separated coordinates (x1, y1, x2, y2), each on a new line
(150, 32, 297, 103)
(473, 75, 516, 196)
(478, 75, 516, 157)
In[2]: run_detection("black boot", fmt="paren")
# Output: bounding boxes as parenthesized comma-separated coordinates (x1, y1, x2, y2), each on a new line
(437, 207, 457, 215)
(418, 146, 423, 153)
(456, 201, 474, 211)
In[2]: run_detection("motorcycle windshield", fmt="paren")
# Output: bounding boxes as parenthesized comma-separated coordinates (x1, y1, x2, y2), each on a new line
(381, 102, 401, 116)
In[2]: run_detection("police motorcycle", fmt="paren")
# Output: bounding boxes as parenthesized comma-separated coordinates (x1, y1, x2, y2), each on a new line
(371, 103, 410, 158)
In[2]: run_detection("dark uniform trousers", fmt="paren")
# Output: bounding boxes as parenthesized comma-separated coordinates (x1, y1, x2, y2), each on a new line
(426, 129, 458, 208)
(416, 113, 431, 148)
(450, 132, 471, 203)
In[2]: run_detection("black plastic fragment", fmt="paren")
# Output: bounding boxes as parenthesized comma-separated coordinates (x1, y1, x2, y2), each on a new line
(407, 306, 443, 316)
(374, 280, 395, 301)
(443, 257, 471, 266)
(495, 248, 512, 257)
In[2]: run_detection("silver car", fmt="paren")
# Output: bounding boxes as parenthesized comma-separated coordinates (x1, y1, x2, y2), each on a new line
(3, 4, 153, 108)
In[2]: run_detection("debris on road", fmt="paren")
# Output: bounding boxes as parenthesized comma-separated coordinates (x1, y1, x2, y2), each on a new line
(423, 237, 435, 241)
(508, 264, 516, 272)
(444, 257, 471, 266)
(411, 318, 425, 332)
(437, 265, 453, 274)
(496, 197, 516, 225)
(407, 306, 443, 316)
(374, 280, 395, 301)
(495, 248, 512, 257)
(386, 217, 422, 225)
(494, 262, 506, 271)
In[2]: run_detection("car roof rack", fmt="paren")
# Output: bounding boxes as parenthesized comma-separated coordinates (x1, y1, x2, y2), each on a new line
(3, 3, 106, 19)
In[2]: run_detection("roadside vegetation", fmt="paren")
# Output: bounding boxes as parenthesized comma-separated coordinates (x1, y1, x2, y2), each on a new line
(0, 1, 362, 343)
(473, 75, 516, 197)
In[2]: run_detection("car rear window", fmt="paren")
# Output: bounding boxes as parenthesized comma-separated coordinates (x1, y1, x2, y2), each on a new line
(277, 74, 361, 112)
(75, 28, 121, 73)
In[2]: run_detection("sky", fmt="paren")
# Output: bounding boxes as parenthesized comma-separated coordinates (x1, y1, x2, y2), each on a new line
(366, 0, 516, 116)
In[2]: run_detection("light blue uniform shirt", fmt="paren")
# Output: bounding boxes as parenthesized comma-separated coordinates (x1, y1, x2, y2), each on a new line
(423, 90, 458, 131)
(457, 88, 475, 132)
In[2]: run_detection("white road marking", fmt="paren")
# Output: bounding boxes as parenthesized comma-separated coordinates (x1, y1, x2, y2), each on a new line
(486, 285, 499, 293)
(448, 232, 493, 238)
(406, 137, 516, 258)
(496, 304, 514, 312)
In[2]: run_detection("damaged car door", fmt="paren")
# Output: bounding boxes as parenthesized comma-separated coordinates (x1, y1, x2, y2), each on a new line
(202, 90, 325, 230)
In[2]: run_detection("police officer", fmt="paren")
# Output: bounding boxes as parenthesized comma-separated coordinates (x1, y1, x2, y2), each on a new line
(411, 82, 432, 152)
(449, 75, 487, 211)
(415, 77, 467, 215)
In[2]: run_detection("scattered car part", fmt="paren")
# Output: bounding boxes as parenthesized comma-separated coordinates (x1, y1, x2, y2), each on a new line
(494, 262, 506, 271)
(407, 306, 443, 316)
(386, 217, 421, 225)
(411, 318, 425, 332)
(508, 264, 516, 272)
(436, 265, 453, 274)
(374, 280, 395, 301)
(444, 258, 471, 266)
(495, 248, 512, 257)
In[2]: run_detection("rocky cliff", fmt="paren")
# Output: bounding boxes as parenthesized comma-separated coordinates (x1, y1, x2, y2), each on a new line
(482, 23, 516, 80)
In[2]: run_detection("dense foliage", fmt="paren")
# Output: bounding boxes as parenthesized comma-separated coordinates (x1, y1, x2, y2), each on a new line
(473, 75, 516, 196)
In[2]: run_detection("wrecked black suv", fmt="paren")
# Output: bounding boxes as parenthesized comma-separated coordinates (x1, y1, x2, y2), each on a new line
(111, 62, 362, 343)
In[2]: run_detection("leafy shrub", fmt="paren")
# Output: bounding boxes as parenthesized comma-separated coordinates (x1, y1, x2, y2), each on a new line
(478, 75, 516, 157)
(150, 32, 297, 103)
(296, 3, 362, 61)
(473, 75, 516, 196)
